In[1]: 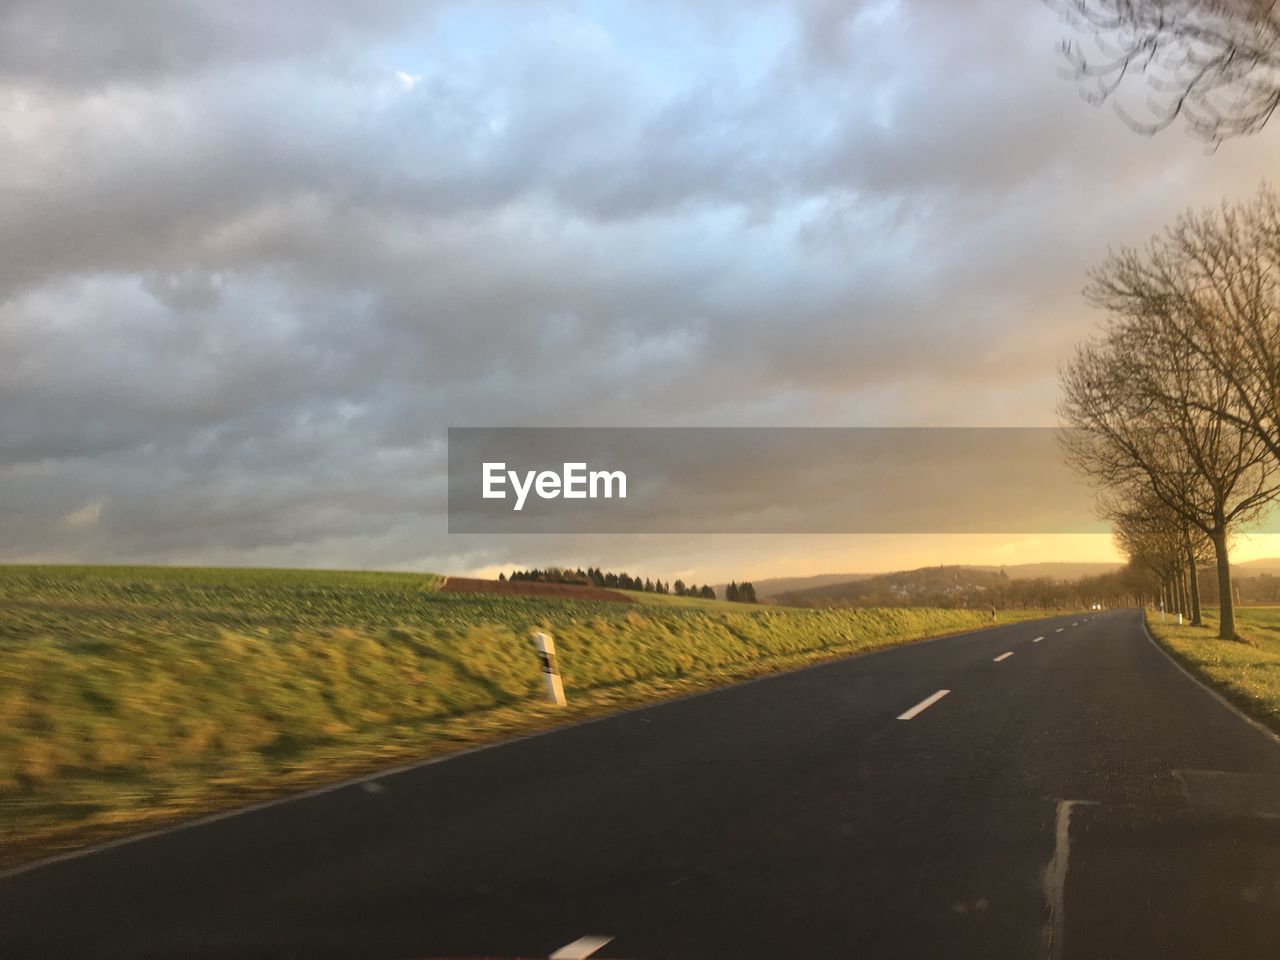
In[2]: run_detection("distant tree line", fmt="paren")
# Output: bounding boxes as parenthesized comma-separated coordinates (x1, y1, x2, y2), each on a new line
(501, 567, 758, 602)
(672, 580, 757, 602)
(673, 581, 717, 600)
(504, 567, 671, 593)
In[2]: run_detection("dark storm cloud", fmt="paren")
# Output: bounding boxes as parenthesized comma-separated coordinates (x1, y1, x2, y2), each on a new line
(3, 0, 1279, 574)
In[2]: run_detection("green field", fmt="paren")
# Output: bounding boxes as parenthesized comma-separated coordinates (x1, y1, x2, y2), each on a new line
(1, 565, 1047, 865)
(1147, 607, 1280, 735)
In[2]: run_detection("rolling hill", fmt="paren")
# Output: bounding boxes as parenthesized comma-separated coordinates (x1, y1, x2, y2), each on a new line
(741, 562, 1123, 599)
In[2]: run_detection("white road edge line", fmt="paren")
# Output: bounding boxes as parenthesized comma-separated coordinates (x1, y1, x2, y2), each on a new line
(1055, 627, 1064, 633)
(1140, 620, 1280, 748)
(993, 651, 1014, 662)
(1032, 636, 1044, 643)
(1072, 622, 1079, 626)
(897, 689, 950, 720)
(550, 935, 615, 959)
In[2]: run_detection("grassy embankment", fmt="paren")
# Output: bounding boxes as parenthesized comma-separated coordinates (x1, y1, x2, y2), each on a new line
(1146, 606, 1280, 735)
(2, 565, 1048, 865)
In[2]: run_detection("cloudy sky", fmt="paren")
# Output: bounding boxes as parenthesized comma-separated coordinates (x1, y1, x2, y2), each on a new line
(5, 0, 1280, 582)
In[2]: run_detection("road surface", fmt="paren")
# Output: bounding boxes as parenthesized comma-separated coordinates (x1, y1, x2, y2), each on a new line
(2, 609, 1279, 959)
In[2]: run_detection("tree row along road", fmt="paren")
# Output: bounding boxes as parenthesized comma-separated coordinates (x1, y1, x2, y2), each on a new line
(2, 610, 1279, 959)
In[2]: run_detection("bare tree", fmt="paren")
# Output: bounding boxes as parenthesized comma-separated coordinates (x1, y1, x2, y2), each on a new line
(1112, 508, 1182, 610)
(1060, 309, 1279, 638)
(1088, 186, 1280, 467)
(1052, 0, 1280, 140)
(1106, 489, 1212, 622)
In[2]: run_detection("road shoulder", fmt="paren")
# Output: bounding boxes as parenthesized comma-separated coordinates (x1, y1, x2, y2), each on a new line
(1143, 612, 1280, 745)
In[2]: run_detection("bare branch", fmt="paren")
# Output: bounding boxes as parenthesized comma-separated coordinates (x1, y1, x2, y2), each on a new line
(1050, 0, 1280, 141)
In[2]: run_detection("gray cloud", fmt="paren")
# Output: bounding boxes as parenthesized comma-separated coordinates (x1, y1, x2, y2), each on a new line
(0, 0, 437, 88)
(3, 0, 1280, 579)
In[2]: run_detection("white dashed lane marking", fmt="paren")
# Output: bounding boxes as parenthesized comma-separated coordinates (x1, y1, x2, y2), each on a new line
(897, 689, 951, 720)
(551, 935, 615, 959)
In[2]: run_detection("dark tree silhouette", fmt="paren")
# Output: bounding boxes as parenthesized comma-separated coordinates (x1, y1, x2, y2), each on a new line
(1053, 0, 1280, 141)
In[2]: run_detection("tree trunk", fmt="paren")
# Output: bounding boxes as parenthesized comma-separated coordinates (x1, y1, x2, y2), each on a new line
(1184, 529, 1202, 626)
(1174, 568, 1187, 620)
(1210, 526, 1237, 640)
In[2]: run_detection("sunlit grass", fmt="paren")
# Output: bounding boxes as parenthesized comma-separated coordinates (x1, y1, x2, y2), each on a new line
(0, 564, 1049, 864)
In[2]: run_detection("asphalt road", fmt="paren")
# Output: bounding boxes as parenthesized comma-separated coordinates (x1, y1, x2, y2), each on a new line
(3, 609, 1280, 959)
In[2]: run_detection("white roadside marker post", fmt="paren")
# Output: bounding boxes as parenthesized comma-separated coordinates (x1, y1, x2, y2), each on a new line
(533, 632, 567, 706)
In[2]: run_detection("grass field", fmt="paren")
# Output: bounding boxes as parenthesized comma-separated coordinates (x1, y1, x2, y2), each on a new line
(1147, 607, 1280, 735)
(1, 565, 1052, 865)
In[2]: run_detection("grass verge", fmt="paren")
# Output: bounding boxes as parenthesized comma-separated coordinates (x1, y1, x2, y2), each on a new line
(2, 564, 1055, 867)
(1145, 607, 1280, 736)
